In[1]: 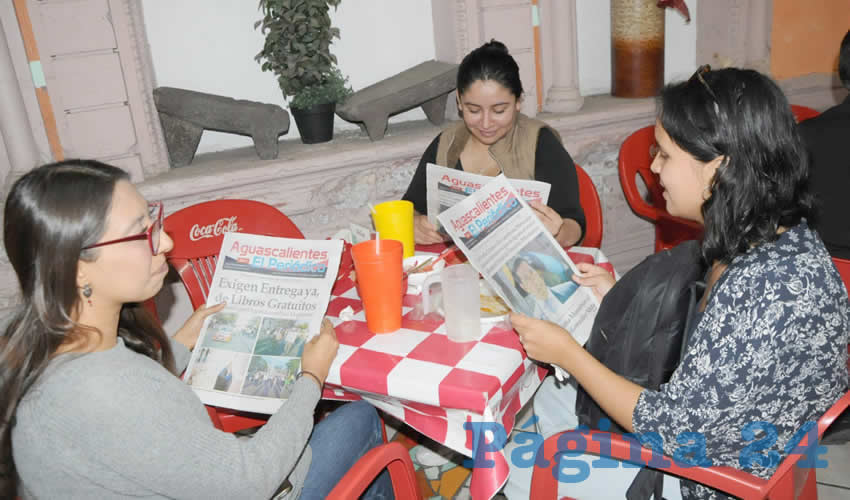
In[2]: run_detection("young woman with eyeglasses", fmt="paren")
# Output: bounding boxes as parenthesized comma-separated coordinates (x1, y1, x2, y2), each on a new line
(506, 68, 849, 499)
(0, 160, 392, 499)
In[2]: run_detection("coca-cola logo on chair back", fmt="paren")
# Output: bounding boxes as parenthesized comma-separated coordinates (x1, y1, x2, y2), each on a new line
(189, 216, 241, 242)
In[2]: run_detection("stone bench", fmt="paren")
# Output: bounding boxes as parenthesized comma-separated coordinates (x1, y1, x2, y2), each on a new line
(153, 87, 290, 167)
(335, 60, 458, 141)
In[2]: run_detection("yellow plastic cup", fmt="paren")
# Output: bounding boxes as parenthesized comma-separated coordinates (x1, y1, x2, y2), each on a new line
(372, 200, 415, 258)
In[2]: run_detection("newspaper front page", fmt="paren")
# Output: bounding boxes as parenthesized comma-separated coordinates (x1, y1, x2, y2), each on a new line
(183, 232, 342, 414)
(425, 163, 551, 232)
(436, 174, 599, 349)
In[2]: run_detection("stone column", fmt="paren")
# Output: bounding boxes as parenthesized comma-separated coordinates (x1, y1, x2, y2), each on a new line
(542, 0, 583, 113)
(696, 0, 772, 72)
(0, 17, 39, 185)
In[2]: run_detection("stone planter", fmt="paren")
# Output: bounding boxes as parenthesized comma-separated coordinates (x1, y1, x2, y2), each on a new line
(611, 0, 665, 98)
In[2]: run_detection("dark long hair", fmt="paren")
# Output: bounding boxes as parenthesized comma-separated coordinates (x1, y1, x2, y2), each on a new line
(1, 160, 175, 497)
(457, 39, 523, 99)
(658, 68, 815, 264)
(839, 30, 850, 90)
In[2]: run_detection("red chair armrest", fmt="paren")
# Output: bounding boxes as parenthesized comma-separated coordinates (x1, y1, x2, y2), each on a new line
(531, 429, 766, 499)
(205, 406, 224, 429)
(620, 173, 661, 222)
(327, 442, 422, 500)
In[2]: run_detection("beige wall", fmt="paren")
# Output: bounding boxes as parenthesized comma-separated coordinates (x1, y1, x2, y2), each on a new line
(771, 0, 850, 80)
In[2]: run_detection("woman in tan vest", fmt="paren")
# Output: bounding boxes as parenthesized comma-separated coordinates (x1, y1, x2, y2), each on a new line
(402, 40, 585, 246)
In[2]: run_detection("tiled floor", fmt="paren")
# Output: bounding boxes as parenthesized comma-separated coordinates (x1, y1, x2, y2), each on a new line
(387, 423, 473, 499)
(385, 408, 850, 499)
(816, 441, 850, 499)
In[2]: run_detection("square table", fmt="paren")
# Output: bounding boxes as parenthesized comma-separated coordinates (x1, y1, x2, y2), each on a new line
(322, 244, 614, 500)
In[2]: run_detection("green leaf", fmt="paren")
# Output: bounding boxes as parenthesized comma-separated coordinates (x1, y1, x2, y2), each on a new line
(255, 0, 348, 101)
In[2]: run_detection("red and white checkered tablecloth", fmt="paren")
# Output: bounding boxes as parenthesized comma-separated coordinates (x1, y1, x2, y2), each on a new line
(321, 245, 614, 500)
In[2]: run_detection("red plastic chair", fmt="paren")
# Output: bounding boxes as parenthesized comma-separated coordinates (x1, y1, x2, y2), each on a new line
(832, 257, 850, 361)
(165, 199, 304, 432)
(832, 257, 850, 294)
(530, 390, 850, 499)
(791, 104, 820, 123)
(575, 164, 603, 248)
(165, 199, 304, 310)
(201, 409, 420, 499)
(618, 125, 704, 252)
(327, 442, 422, 499)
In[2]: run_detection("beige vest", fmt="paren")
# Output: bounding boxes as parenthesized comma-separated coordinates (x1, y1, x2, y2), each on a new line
(434, 113, 562, 180)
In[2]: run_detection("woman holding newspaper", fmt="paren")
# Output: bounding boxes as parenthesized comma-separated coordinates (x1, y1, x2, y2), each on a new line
(507, 68, 849, 499)
(402, 40, 585, 247)
(0, 160, 391, 499)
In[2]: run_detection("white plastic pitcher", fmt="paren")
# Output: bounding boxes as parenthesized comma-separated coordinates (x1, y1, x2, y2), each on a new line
(421, 264, 481, 342)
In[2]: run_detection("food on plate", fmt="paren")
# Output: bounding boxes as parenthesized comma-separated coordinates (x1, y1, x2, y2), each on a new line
(479, 280, 510, 316)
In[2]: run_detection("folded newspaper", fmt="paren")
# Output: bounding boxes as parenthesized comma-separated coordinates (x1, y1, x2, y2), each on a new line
(426, 163, 551, 233)
(436, 174, 599, 380)
(183, 232, 342, 414)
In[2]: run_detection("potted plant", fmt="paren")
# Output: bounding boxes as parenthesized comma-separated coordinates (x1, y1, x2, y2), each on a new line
(255, 0, 353, 144)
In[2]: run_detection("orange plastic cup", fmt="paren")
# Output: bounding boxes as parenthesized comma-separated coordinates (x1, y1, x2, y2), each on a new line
(351, 239, 403, 333)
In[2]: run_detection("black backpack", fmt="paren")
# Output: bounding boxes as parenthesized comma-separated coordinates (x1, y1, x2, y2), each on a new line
(576, 240, 705, 432)
(575, 240, 705, 500)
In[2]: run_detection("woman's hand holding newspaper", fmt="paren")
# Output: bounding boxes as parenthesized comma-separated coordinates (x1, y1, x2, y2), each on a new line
(414, 214, 449, 245)
(528, 200, 581, 247)
(572, 262, 616, 302)
(528, 200, 562, 236)
(301, 318, 339, 386)
(174, 302, 227, 350)
(510, 312, 577, 368)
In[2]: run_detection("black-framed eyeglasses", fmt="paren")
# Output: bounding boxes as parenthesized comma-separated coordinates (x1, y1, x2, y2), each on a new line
(83, 201, 164, 255)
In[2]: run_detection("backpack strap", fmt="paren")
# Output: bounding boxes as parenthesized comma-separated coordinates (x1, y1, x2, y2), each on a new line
(626, 468, 664, 500)
(679, 279, 706, 363)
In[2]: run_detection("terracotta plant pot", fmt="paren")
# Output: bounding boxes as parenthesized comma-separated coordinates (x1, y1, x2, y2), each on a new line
(611, 0, 665, 98)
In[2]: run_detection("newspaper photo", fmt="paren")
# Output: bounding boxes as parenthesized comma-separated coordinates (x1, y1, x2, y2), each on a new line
(436, 174, 599, 350)
(183, 232, 342, 414)
(425, 163, 551, 233)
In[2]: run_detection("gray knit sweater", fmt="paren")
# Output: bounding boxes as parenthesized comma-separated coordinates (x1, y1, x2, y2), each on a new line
(12, 337, 319, 499)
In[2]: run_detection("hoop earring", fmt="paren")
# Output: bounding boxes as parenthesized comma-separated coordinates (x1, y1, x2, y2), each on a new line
(82, 284, 93, 307)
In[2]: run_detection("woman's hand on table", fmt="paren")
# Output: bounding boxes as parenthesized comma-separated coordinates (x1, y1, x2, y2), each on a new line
(301, 318, 339, 386)
(528, 200, 581, 247)
(173, 302, 227, 350)
(573, 262, 616, 302)
(414, 214, 449, 245)
(510, 312, 578, 368)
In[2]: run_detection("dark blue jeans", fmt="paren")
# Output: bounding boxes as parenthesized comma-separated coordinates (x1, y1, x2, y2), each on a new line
(300, 400, 394, 499)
